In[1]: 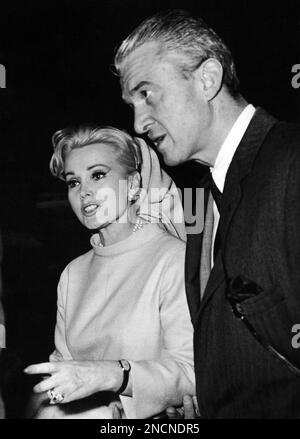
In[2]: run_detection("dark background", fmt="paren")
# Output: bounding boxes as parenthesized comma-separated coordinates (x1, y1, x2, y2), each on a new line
(0, 0, 299, 418)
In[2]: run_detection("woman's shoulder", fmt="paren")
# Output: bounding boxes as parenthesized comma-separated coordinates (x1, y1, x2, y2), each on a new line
(148, 224, 186, 256)
(63, 248, 94, 273)
(155, 224, 185, 243)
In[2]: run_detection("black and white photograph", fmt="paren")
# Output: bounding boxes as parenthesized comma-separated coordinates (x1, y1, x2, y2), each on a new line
(0, 0, 300, 428)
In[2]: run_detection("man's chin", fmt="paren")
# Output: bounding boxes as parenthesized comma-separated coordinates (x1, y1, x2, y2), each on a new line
(162, 153, 180, 167)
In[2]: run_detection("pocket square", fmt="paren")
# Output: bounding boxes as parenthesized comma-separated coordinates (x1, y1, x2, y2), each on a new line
(227, 275, 263, 304)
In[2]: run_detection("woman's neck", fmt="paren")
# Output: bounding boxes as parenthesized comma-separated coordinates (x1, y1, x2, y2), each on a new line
(98, 210, 140, 247)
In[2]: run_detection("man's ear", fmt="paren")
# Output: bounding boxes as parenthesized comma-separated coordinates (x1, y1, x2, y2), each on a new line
(127, 171, 141, 201)
(195, 58, 223, 101)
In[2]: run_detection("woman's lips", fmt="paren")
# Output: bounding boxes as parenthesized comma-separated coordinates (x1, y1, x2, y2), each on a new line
(81, 203, 99, 217)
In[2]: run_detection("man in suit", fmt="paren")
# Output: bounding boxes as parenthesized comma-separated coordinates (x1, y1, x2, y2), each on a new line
(114, 10, 300, 417)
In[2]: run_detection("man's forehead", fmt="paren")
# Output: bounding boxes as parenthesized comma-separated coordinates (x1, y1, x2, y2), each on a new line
(120, 42, 161, 88)
(120, 42, 183, 96)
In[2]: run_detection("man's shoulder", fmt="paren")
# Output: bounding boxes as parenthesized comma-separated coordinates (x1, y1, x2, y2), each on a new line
(249, 107, 300, 142)
(271, 119, 300, 144)
(260, 117, 300, 162)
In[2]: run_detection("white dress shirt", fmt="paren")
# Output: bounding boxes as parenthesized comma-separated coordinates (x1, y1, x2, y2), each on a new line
(210, 104, 256, 265)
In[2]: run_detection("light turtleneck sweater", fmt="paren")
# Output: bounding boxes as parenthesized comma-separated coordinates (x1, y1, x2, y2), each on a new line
(49, 223, 194, 418)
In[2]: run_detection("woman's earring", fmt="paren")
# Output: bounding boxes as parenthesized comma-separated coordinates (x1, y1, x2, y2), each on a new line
(128, 191, 134, 202)
(128, 190, 140, 202)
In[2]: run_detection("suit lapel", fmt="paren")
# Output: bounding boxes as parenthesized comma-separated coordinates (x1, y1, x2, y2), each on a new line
(220, 108, 277, 242)
(196, 108, 278, 315)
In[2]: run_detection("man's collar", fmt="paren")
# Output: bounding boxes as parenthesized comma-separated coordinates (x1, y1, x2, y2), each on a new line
(211, 104, 256, 191)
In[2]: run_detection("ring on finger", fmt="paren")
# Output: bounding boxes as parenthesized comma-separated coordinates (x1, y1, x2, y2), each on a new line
(47, 389, 64, 404)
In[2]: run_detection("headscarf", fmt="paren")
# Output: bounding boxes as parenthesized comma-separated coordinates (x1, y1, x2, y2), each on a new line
(133, 137, 186, 242)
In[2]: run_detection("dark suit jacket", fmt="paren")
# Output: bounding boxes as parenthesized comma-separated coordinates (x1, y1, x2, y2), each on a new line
(185, 108, 300, 418)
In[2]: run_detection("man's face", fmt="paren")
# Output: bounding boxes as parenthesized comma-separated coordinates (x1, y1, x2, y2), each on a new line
(120, 42, 213, 166)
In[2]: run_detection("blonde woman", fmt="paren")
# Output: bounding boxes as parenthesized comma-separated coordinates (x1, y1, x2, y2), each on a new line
(25, 126, 194, 419)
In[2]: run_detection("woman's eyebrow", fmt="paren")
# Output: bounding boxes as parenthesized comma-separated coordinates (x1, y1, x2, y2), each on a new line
(64, 164, 111, 178)
(87, 164, 110, 171)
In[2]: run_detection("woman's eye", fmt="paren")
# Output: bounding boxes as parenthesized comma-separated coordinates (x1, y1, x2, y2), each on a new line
(92, 171, 106, 181)
(66, 179, 79, 189)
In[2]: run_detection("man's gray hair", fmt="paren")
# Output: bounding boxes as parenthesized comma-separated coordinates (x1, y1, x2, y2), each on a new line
(114, 9, 240, 97)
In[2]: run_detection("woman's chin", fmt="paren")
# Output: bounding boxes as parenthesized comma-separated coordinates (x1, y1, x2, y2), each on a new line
(83, 216, 114, 231)
(83, 217, 103, 230)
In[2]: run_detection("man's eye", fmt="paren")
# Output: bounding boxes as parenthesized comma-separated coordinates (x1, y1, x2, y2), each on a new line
(140, 89, 151, 100)
(66, 179, 79, 189)
(92, 171, 106, 181)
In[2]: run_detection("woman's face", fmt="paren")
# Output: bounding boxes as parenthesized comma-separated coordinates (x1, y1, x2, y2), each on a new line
(64, 143, 131, 230)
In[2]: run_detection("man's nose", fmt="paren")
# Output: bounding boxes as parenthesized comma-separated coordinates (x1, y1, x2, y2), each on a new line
(134, 106, 154, 135)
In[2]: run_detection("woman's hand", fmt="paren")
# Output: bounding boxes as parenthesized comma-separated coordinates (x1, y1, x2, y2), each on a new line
(35, 404, 65, 419)
(24, 360, 122, 404)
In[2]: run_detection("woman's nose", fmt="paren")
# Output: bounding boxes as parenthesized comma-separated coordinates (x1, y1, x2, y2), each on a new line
(80, 183, 92, 199)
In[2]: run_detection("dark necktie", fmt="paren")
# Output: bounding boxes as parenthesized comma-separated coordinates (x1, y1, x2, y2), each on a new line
(208, 173, 222, 212)
(207, 173, 222, 260)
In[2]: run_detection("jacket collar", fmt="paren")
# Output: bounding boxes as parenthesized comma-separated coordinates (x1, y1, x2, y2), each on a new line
(197, 107, 278, 316)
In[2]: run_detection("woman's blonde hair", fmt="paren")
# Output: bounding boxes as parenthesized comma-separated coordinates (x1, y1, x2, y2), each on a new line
(50, 126, 142, 180)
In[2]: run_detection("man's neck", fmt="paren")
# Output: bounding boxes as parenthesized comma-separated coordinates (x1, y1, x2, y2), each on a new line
(211, 94, 248, 166)
(193, 93, 248, 167)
